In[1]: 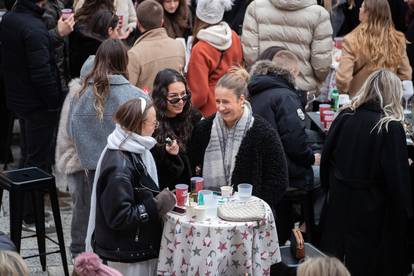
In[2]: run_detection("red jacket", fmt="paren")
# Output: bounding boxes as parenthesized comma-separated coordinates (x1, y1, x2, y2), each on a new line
(187, 31, 243, 117)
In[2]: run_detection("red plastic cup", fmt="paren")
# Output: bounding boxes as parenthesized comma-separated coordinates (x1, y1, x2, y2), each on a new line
(175, 184, 188, 206)
(323, 110, 335, 130)
(190, 177, 204, 192)
(334, 37, 344, 49)
(319, 104, 331, 122)
(61, 9, 73, 20)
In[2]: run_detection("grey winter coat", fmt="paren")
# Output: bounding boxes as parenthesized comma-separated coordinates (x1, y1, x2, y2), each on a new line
(68, 57, 148, 170)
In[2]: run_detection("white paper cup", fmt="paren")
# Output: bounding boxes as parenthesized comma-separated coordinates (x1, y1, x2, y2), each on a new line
(338, 94, 350, 107)
(194, 206, 207, 222)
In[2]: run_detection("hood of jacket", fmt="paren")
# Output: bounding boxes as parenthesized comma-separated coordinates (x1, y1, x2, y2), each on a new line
(270, 0, 316, 11)
(197, 21, 233, 51)
(248, 60, 296, 97)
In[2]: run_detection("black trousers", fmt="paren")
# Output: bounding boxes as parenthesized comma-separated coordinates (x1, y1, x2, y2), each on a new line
(15, 110, 59, 224)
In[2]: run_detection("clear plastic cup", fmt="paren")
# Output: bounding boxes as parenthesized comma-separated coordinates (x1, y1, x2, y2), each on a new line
(198, 190, 213, 206)
(220, 186, 233, 197)
(237, 183, 253, 201)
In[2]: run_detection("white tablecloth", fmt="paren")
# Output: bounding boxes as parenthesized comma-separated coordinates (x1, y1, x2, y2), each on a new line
(157, 198, 280, 276)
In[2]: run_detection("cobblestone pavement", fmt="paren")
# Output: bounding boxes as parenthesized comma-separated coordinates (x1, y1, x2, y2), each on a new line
(0, 145, 74, 275)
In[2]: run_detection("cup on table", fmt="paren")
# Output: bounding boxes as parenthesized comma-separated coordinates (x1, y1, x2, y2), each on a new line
(323, 110, 335, 130)
(193, 206, 207, 222)
(204, 194, 218, 218)
(190, 177, 204, 193)
(338, 94, 350, 108)
(334, 37, 344, 49)
(237, 183, 253, 202)
(175, 184, 188, 207)
(61, 8, 73, 20)
(198, 190, 213, 206)
(319, 104, 331, 122)
(220, 186, 233, 198)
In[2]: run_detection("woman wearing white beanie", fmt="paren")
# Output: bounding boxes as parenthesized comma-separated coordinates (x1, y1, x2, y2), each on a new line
(186, 0, 243, 117)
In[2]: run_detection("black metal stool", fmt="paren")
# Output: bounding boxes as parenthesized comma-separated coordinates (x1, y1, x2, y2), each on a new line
(0, 167, 69, 276)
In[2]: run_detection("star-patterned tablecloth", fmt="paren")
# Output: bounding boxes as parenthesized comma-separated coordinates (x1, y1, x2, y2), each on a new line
(157, 198, 280, 276)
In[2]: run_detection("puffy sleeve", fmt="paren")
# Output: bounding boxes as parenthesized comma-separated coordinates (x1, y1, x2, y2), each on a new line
(310, 8, 333, 82)
(241, 1, 259, 66)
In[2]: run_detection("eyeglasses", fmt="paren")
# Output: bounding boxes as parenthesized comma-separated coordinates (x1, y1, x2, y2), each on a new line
(144, 120, 159, 128)
(167, 94, 190, 104)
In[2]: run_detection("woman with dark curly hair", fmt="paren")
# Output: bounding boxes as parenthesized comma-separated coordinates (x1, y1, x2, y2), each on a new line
(151, 69, 201, 190)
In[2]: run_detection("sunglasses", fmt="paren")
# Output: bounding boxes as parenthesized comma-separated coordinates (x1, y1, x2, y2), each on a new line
(167, 94, 190, 104)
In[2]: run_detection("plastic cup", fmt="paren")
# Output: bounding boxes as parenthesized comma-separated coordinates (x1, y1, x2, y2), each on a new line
(198, 190, 213, 206)
(61, 9, 73, 20)
(338, 94, 350, 108)
(323, 110, 335, 130)
(237, 183, 253, 201)
(220, 186, 233, 197)
(334, 37, 344, 49)
(190, 177, 204, 192)
(175, 184, 188, 206)
(319, 104, 331, 122)
(205, 195, 218, 218)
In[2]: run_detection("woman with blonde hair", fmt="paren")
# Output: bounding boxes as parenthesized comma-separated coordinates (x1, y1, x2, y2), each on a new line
(0, 251, 29, 276)
(190, 66, 288, 207)
(297, 257, 350, 276)
(320, 69, 413, 275)
(336, 0, 412, 97)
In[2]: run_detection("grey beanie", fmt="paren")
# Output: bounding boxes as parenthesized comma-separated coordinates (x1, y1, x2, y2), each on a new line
(196, 0, 234, 25)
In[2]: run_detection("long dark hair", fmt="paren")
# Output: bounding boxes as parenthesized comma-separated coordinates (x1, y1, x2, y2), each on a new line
(86, 10, 119, 41)
(157, 0, 190, 37)
(75, 0, 115, 25)
(78, 39, 129, 121)
(152, 69, 193, 151)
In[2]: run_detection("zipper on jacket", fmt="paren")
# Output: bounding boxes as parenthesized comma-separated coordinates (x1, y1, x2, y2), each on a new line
(135, 227, 140, 242)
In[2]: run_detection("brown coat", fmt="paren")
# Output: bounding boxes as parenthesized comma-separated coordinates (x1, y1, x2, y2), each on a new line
(127, 28, 185, 91)
(336, 31, 412, 97)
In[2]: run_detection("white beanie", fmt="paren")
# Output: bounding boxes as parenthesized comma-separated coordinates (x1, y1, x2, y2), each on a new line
(196, 0, 234, 25)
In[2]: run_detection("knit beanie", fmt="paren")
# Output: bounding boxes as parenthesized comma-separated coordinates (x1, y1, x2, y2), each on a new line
(196, 0, 234, 25)
(74, 252, 122, 276)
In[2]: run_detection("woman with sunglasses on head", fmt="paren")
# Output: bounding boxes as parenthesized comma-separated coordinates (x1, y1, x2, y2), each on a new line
(86, 98, 176, 275)
(151, 69, 202, 190)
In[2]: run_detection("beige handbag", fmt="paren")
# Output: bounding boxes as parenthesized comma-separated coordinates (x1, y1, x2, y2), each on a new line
(218, 199, 266, 222)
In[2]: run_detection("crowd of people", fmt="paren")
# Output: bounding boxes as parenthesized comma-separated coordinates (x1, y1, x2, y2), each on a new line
(0, 0, 413, 275)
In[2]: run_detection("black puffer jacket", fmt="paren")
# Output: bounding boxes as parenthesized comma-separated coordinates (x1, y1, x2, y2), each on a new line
(248, 60, 315, 189)
(190, 114, 288, 206)
(0, 0, 62, 114)
(94, 149, 161, 263)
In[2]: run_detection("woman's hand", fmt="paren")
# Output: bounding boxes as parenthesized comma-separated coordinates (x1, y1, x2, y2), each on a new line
(166, 139, 179, 156)
(314, 153, 321, 166)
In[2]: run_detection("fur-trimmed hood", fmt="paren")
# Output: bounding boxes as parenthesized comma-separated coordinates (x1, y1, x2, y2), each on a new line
(250, 60, 295, 85)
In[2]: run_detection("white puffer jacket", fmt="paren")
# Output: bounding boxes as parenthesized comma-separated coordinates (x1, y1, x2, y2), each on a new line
(242, 0, 333, 92)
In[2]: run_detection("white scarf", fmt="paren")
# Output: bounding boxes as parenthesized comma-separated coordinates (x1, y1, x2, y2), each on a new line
(85, 122, 158, 252)
(202, 102, 254, 189)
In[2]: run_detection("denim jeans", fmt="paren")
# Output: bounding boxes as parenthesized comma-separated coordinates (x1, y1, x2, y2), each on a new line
(68, 170, 95, 256)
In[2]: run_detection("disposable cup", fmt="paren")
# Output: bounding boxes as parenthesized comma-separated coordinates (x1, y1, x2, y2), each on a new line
(323, 110, 335, 130)
(334, 37, 344, 49)
(319, 104, 331, 122)
(220, 186, 233, 197)
(198, 190, 213, 206)
(175, 184, 188, 207)
(61, 9, 73, 20)
(237, 183, 252, 201)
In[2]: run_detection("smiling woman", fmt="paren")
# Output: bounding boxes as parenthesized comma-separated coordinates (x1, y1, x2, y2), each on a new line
(151, 69, 201, 190)
(190, 67, 289, 208)
(156, 0, 192, 39)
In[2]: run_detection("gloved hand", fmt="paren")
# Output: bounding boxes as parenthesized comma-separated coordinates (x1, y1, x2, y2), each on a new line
(154, 189, 176, 216)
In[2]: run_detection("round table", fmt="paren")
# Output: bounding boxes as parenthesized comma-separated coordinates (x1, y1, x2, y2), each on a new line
(157, 198, 281, 276)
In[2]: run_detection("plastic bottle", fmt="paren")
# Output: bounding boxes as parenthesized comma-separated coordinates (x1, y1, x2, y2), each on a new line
(330, 88, 339, 111)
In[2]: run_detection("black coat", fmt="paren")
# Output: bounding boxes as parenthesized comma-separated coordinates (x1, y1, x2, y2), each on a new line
(249, 70, 315, 189)
(152, 109, 202, 190)
(320, 103, 413, 276)
(189, 114, 288, 206)
(0, 0, 62, 114)
(69, 24, 101, 78)
(94, 149, 161, 263)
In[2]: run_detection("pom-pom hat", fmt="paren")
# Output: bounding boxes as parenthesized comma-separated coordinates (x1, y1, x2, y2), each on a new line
(196, 0, 234, 25)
